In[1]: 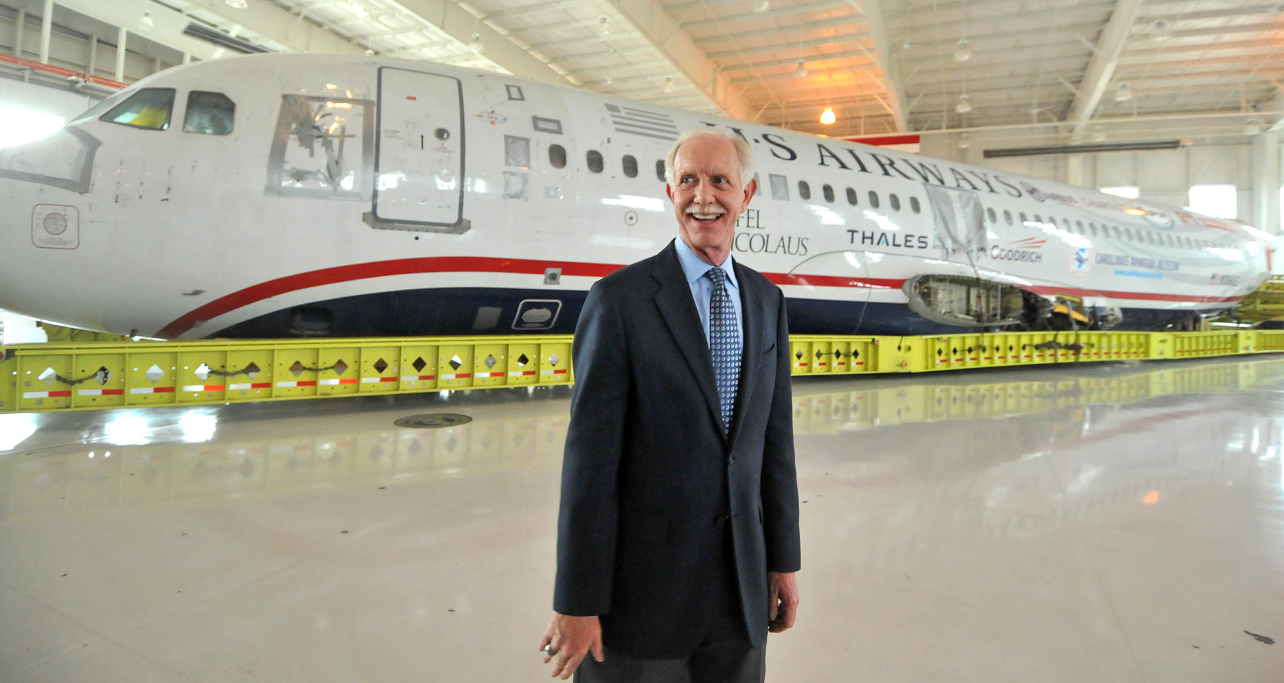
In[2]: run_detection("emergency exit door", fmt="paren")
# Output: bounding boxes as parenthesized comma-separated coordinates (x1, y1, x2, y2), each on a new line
(373, 67, 465, 229)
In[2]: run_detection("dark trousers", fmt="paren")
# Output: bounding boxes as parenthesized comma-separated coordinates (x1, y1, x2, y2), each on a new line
(575, 532, 766, 683)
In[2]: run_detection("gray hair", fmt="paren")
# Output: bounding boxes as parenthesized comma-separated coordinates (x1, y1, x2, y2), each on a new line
(664, 127, 755, 187)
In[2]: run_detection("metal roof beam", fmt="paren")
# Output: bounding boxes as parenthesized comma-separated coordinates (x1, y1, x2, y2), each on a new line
(390, 0, 573, 85)
(480, 0, 599, 21)
(1066, 0, 1147, 142)
(610, 0, 753, 120)
(677, 0, 852, 30)
(691, 14, 865, 47)
(851, 0, 906, 132)
(707, 31, 873, 60)
(170, 0, 364, 54)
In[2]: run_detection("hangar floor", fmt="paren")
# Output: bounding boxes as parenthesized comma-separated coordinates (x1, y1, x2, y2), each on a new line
(0, 357, 1281, 682)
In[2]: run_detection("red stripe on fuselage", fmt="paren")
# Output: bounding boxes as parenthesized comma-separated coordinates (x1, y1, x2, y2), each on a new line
(155, 256, 1245, 339)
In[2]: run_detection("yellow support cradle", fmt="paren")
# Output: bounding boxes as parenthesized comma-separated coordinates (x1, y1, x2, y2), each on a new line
(3, 329, 1284, 414)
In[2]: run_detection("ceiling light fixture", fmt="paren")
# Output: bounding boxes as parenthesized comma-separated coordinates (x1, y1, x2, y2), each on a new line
(820, 107, 836, 125)
(955, 93, 972, 114)
(794, 59, 808, 79)
(225, 0, 248, 8)
(1091, 125, 1106, 143)
(140, 10, 154, 30)
(468, 32, 483, 54)
(598, 14, 610, 35)
(957, 132, 970, 149)
(1114, 82, 1133, 102)
(663, 76, 675, 93)
(1151, 18, 1171, 40)
(1245, 118, 1264, 135)
(753, 1, 770, 12)
(953, 39, 973, 63)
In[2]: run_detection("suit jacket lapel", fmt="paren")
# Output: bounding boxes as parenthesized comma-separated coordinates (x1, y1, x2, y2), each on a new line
(727, 260, 764, 449)
(651, 241, 726, 437)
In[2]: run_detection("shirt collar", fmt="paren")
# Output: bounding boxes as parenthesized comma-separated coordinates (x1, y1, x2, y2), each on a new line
(674, 237, 738, 290)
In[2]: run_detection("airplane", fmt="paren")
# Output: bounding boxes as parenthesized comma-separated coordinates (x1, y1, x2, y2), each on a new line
(0, 53, 1273, 341)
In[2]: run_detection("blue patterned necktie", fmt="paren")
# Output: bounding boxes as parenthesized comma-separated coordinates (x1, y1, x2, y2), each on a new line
(706, 267, 741, 437)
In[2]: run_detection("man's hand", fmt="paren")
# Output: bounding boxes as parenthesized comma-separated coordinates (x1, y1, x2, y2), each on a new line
(767, 571, 799, 633)
(540, 612, 604, 680)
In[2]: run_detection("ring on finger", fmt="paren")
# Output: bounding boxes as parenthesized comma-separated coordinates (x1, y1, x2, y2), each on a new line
(544, 644, 559, 656)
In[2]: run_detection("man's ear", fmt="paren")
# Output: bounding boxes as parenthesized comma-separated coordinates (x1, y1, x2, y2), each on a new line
(666, 182, 675, 204)
(742, 178, 758, 209)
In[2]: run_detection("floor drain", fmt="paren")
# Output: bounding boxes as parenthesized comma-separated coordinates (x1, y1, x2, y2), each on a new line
(394, 413, 473, 429)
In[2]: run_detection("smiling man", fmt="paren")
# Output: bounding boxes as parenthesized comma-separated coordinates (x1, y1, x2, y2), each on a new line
(539, 127, 802, 682)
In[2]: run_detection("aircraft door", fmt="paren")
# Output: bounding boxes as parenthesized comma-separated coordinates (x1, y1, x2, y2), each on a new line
(372, 67, 466, 231)
(924, 185, 986, 255)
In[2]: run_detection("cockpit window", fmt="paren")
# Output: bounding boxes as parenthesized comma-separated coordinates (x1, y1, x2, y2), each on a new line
(183, 91, 235, 135)
(69, 91, 129, 125)
(100, 88, 176, 131)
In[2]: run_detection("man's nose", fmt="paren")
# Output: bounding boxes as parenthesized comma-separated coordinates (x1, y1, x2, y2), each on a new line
(693, 180, 716, 204)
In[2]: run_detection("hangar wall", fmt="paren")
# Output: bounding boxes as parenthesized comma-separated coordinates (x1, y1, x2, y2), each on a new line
(922, 130, 1283, 235)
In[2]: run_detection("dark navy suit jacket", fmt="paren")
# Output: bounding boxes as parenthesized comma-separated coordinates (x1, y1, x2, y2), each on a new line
(554, 240, 802, 659)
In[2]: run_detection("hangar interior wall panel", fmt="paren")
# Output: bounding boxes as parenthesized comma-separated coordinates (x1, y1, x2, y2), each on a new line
(0, 77, 96, 119)
(0, 7, 177, 85)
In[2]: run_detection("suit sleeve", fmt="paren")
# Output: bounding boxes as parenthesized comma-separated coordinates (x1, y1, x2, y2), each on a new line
(553, 281, 631, 616)
(761, 290, 801, 573)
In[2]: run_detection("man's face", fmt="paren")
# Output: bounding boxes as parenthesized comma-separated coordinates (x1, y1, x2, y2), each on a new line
(666, 135, 757, 261)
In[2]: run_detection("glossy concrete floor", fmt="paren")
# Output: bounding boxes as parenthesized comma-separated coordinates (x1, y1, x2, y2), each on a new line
(1, 358, 1282, 682)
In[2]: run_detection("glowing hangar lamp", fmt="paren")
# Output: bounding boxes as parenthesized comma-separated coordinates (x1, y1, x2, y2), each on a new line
(140, 10, 154, 30)
(225, 0, 248, 8)
(1114, 83, 1134, 102)
(753, 0, 770, 12)
(953, 39, 972, 63)
(820, 107, 836, 125)
(468, 32, 483, 54)
(794, 59, 808, 79)
(955, 93, 972, 114)
(663, 76, 676, 93)
(0, 105, 66, 149)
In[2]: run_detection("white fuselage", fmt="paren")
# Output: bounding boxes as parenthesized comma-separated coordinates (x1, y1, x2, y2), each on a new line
(0, 53, 1271, 339)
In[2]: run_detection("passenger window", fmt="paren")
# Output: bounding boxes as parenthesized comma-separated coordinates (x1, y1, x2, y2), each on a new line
(1090, 223, 1098, 237)
(798, 181, 811, 201)
(868, 191, 880, 209)
(622, 155, 638, 178)
(890, 194, 901, 211)
(587, 150, 604, 173)
(183, 91, 234, 135)
(1077, 220, 1084, 233)
(656, 159, 666, 182)
(910, 196, 921, 214)
(1147, 232, 1155, 245)
(1004, 210, 1013, 226)
(769, 174, 790, 201)
(1125, 228, 1135, 241)
(1020, 212, 1029, 226)
(823, 184, 834, 203)
(987, 208, 997, 223)
(846, 187, 858, 205)
(101, 87, 176, 130)
(549, 144, 567, 169)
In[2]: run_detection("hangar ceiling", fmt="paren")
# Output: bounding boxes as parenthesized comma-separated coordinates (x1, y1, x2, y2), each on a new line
(13, 0, 1284, 146)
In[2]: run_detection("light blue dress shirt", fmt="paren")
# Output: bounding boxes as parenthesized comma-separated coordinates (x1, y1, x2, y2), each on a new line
(673, 237, 743, 349)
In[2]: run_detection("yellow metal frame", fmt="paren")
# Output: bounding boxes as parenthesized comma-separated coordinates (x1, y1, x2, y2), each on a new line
(3, 329, 1284, 414)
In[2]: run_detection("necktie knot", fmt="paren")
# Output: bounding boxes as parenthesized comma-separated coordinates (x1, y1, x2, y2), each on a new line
(706, 267, 727, 287)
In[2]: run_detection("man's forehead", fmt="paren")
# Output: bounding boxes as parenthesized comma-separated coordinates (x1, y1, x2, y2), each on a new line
(673, 136, 741, 175)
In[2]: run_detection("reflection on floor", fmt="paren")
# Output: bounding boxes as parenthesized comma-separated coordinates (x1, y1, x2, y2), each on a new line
(0, 360, 1281, 681)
